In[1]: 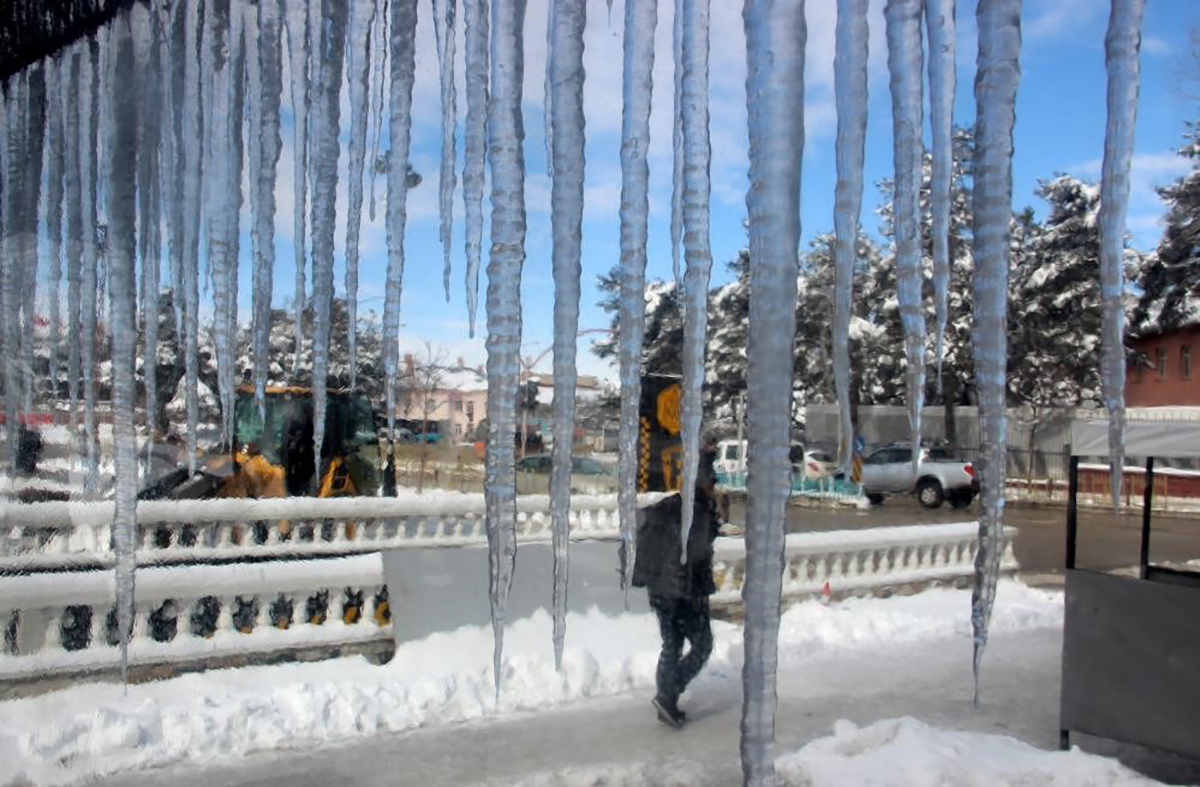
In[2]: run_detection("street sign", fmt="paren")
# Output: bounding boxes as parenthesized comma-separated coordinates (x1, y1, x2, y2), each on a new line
(854, 434, 866, 454)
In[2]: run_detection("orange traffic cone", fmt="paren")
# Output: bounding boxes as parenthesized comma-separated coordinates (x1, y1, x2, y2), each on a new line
(821, 581, 832, 605)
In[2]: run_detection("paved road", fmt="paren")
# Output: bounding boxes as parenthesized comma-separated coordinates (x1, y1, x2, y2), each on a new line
(728, 496, 1200, 576)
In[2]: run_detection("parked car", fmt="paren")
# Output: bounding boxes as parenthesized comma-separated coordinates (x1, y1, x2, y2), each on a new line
(715, 439, 835, 488)
(515, 453, 618, 495)
(851, 443, 978, 509)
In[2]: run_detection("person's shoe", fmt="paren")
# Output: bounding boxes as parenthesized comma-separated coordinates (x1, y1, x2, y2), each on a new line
(652, 695, 686, 729)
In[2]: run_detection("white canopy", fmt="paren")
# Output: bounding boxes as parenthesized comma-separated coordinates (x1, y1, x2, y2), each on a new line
(1071, 420, 1200, 459)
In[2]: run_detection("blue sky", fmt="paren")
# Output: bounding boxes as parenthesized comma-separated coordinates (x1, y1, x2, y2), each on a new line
(240, 0, 1200, 382)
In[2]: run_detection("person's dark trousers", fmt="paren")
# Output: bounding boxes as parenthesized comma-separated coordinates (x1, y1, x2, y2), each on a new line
(649, 593, 713, 706)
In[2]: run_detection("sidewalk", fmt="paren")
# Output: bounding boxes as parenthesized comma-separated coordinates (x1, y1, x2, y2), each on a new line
(96, 625, 1198, 786)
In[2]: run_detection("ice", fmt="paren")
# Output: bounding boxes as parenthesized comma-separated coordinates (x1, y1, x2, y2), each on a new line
(64, 50, 83, 443)
(45, 58, 65, 411)
(1098, 0, 1144, 510)
(308, 0, 349, 492)
(165, 1, 186, 346)
(547, 0, 587, 671)
(250, 0, 284, 414)
(345, 0, 378, 392)
(18, 66, 45, 419)
(434, 0, 458, 303)
(369, 0, 389, 221)
(82, 40, 102, 491)
(670, 0, 683, 284)
(886, 0, 926, 473)
(284, 0, 311, 378)
(543, 0, 555, 179)
(2, 73, 27, 466)
(926, 0, 955, 389)
(969, 0, 1021, 705)
(616, 0, 658, 593)
(205, 0, 244, 450)
(105, 8, 141, 682)
(182, 0, 204, 474)
(383, 0, 419, 440)
(677, 0, 712, 561)
(741, 0, 806, 780)
(484, 0, 529, 694)
(134, 3, 163, 469)
(461, 0, 488, 337)
(832, 0, 869, 470)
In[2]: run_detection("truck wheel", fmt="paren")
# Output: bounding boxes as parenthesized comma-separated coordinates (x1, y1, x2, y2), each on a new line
(949, 490, 974, 509)
(917, 478, 944, 509)
(866, 492, 885, 506)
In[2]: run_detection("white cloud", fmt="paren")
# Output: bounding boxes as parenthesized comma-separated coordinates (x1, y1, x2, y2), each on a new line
(1025, 0, 1104, 40)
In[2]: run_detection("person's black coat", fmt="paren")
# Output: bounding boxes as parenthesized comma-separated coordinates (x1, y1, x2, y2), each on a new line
(631, 491, 720, 599)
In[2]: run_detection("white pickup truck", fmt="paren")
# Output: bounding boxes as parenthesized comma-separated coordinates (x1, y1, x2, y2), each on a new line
(856, 443, 978, 509)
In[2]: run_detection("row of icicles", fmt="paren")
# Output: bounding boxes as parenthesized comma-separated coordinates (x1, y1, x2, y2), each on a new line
(0, 0, 1142, 783)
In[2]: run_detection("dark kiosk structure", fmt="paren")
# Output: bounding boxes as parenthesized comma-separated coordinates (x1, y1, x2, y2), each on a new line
(1060, 419, 1200, 759)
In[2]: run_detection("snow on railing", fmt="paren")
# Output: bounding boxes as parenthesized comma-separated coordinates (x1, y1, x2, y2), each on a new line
(1, 521, 1017, 686)
(0, 493, 673, 570)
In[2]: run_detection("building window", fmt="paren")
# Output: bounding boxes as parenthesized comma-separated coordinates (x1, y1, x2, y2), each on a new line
(466, 401, 475, 421)
(452, 399, 463, 412)
(454, 424, 463, 437)
(1157, 347, 1167, 381)
(1183, 346, 1192, 381)
(1133, 356, 1143, 384)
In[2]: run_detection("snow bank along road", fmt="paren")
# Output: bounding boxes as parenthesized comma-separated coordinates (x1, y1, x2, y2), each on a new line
(7, 580, 1193, 786)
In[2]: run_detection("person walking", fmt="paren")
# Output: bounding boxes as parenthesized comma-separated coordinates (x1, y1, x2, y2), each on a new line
(632, 446, 723, 728)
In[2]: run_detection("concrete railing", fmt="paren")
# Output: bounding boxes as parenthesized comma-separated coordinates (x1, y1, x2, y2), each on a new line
(711, 522, 1018, 604)
(1, 520, 1015, 686)
(0, 493, 672, 570)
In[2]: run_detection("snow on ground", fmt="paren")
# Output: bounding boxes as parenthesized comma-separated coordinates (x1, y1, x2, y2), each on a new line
(0, 581, 1062, 786)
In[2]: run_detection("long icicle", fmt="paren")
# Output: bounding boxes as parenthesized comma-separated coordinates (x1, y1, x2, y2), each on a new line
(106, 7, 140, 683)
(165, 0, 186, 346)
(46, 59, 66, 417)
(669, 0, 683, 284)
(309, 0, 349, 492)
(616, 0, 657, 594)
(64, 51, 83, 448)
(19, 67, 45, 420)
(434, 0, 458, 302)
(383, 0, 418, 443)
(677, 0, 713, 561)
(135, 2, 162, 472)
(2, 73, 27, 467)
(1099, 0, 1144, 511)
(82, 39, 102, 493)
(369, 0, 390, 221)
(461, 0, 488, 338)
(832, 0, 869, 472)
(543, 0, 555, 178)
(886, 0, 926, 473)
(548, 0, 587, 672)
(252, 0, 284, 413)
(970, 0, 1021, 706)
(182, 0, 204, 475)
(926, 0, 956, 389)
(741, 1, 805, 781)
(285, 0, 311, 378)
(484, 0, 528, 696)
(345, 0, 376, 393)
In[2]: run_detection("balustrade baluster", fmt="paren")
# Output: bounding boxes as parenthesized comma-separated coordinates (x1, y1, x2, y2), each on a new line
(42, 608, 64, 653)
(216, 596, 236, 635)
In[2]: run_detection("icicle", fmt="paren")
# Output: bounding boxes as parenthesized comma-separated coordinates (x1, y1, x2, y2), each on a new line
(106, 8, 141, 683)
(484, 0, 528, 695)
(166, 0, 186, 346)
(434, 0, 458, 302)
(204, 0, 242, 451)
(669, 0, 683, 285)
(46, 59, 66, 413)
(19, 67, 46, 420)
(832, 0, 869, 472)
(1099, 0, 1144, 511)
(252, 0, 284, 414)
(740, 2, 806, 782)
(543, 0, 555, 178)
(64, 51, 83, 446)
(285, 0, 311, 378)
(182, 0, 205, 475)
(369, 0, 390, 221)
(926, 0, 955, 389)
(135, 3, 162, 469)
(461, 0, 488, 338)
(886, 0, 926, 473)
(345, 0, 377, 392)
(383, 0, 419, 441)
(616, 0, 657, 595)
(2, 73, 26, 467)
(309, 0, 349, 492)
(677, 0, 713, 562)
(970, 0, 1021, 706)
(548, 0, 587, 672)
(82, 39, 102, 492)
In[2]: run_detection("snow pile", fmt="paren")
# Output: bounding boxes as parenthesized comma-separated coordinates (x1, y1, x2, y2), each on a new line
(775, 717, 1161, 786)
(0, 582, 1062, 786)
